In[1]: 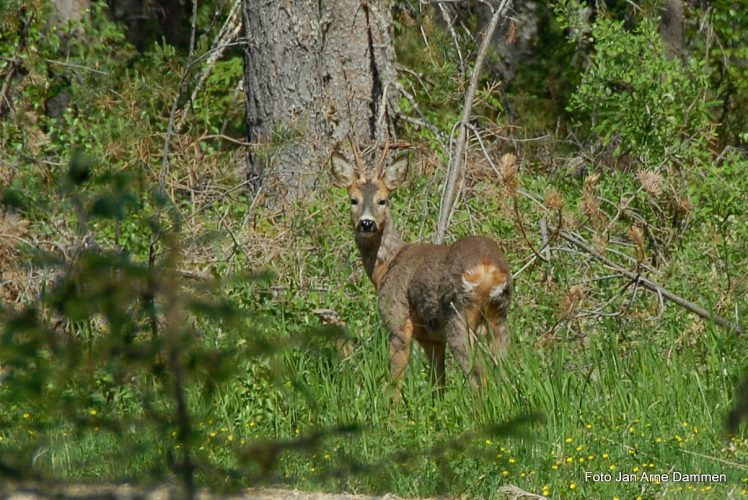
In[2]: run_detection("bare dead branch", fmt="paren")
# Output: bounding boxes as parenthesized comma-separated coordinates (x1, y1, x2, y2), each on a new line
(44, 59, 109, 75)
(511, 255, 537, 279)
(394, 81, 447, 142)
(397, 113, 447, 141)
(558, 229, 744, 335)
(512, 196, 548, 264)
(160, 0, 200, 192)
(435, 0, 513, 244)
(539, 219, 550, 257)
(177, 0, 241, 129)
(436, 2, 466, 77)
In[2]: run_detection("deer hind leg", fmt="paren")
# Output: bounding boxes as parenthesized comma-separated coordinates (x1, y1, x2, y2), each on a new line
(444, 312, 484, 390)
(418, 339, 446, 398)
(388, 317, 415, 403)
(485, 305, 510, 361)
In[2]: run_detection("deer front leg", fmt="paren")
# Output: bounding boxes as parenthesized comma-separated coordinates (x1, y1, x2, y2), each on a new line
(388, 317, 414, 403)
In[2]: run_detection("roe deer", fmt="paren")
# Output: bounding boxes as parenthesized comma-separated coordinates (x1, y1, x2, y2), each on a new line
(331, 150, 512, 400)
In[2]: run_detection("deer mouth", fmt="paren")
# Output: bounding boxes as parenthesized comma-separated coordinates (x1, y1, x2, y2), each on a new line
(356, 229, 378, 239)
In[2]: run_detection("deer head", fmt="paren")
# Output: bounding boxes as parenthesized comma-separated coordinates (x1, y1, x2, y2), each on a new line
(330, 152, 408, 241)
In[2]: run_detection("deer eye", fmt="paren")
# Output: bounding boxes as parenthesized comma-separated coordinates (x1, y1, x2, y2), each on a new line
(378, 199, 387, 206)
(350, 198, 359, 205)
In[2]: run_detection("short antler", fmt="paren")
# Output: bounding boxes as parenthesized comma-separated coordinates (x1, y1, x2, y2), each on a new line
(375, 137, 391, 179)
(348, 136, 365, 178)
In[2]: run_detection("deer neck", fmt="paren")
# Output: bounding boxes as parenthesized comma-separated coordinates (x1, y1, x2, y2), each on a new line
(355, 212, 405, 289)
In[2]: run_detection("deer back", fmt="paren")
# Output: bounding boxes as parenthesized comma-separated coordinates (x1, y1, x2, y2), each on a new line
(378, 236, 511, 340)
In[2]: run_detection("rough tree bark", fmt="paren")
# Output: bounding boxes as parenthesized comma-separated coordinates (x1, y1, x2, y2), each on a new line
(51, 0, 90, 25)
(241, 0, 398, 200)
(659, 0, 686, 59)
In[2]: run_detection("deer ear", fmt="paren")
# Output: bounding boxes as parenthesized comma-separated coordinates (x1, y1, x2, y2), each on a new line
(381, 156, 408, 190)
(330, 153, 356, 187)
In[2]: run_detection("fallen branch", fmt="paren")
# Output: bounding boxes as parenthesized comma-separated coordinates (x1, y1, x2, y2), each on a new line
(558, 229, 744, 335)
(678, 448, 748, 471)
(499, 484, 547, 499)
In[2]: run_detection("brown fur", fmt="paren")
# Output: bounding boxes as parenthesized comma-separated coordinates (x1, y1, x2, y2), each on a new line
(331, 153, 512, 399)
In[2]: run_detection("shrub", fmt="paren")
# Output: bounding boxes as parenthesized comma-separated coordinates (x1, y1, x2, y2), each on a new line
(566, 14, 717, 169)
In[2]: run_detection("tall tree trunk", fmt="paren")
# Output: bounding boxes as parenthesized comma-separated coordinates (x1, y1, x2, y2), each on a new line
(659, 0, 686, 59)
(51, 0, 90, 25)
(241, 0, 398, 200)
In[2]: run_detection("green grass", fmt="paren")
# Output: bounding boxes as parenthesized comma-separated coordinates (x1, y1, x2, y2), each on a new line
(3, 177, 745, 498)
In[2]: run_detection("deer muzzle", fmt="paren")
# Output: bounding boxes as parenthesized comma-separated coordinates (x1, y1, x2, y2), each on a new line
(357, 218, 377, 234)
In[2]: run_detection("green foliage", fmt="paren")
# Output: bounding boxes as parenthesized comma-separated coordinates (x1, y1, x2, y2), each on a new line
(566, 16, 716, 167)
(192, 57, 245, 136)
(690, 154, 748, 228)
(393, 7, 482, 144)
(698, 0, 748, 144)
(0, 0, 43, 32)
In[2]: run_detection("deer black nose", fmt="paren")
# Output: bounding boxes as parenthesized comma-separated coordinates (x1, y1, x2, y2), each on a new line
(359, 219, 376, 233)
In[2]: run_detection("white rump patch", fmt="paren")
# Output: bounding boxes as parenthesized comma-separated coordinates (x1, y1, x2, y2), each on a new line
(463, 264, 508, 301)
(489, 281, 507, 301)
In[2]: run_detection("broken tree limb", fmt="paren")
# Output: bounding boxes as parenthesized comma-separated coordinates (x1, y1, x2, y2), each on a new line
(558, 229, 744, 336)
(435, 0, 513, 244)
